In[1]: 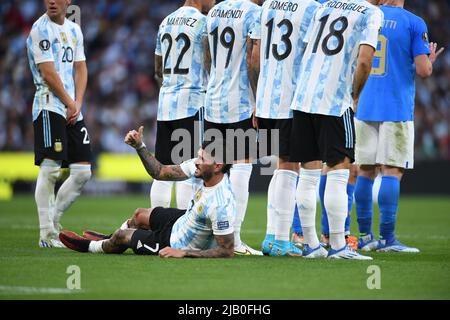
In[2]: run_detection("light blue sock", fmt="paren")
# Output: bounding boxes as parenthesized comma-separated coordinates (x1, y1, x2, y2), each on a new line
(291, 176, 302, 235)
(378, 176, 400, 243)
(345, 183, 355, 234)
(355, 176, 374, 236)
(319, 175, 329, 236)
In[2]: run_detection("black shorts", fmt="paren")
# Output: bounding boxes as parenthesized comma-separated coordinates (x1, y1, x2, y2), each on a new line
(203, 117, 256, 161)
(155, 112, 200, 165)
(256, 117, 292, 158)
(33, 110, 92, 167)
(289, 109, 355, 165)
(130, 207, 186, 255)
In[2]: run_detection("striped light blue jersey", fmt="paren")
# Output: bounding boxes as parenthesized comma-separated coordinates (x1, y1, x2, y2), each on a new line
(291, 0, 383, 116)
(256, 0, 320, 119)
(156, 6, 208, 121)
(27, 14, 85, 122)
(204, 0, 262, 124)
(170, 159, 236, 250)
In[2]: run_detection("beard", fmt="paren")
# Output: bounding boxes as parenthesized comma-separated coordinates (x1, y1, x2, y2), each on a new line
(198, 170, 213, 181)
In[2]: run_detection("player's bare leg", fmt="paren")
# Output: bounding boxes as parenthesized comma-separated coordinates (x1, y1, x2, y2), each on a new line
(127, 207, 152, 230)
(60, 228, 134, 254)
(84, 207, 152, 240)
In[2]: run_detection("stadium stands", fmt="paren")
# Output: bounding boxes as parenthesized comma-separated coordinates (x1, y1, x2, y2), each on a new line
(0, 0, 448, 162)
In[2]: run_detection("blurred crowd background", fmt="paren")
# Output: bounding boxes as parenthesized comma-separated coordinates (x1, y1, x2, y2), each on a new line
(0, 0, 449, 162)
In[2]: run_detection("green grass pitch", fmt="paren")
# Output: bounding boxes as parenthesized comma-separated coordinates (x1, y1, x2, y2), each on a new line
(0, 194, 449, 299)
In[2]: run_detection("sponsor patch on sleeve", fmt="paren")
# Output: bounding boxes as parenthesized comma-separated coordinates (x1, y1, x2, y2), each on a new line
(422, 32, 429, 43)
(39, 39, 50, 51)
(217, 221, 230, 230)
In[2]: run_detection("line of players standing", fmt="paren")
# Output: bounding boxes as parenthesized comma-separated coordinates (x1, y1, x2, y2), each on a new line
(152, 0, 443, 259)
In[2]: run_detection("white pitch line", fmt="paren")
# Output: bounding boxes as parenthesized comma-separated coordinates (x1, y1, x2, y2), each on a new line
(0, 285, 85, 295)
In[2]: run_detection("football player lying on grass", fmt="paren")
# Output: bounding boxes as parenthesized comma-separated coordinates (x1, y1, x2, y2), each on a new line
(59, 126, 236, 258)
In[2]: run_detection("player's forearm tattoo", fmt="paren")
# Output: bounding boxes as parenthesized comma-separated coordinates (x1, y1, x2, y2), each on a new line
(136, 147, 187, 181)
(203, 36, 211, 74)
(183, 233, 234, 258)
(247, 39, 259, 97)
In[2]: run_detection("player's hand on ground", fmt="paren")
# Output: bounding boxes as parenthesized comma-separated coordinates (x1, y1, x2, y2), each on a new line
(429, 42, 444, 64)
(68, 100, 82, 125)
(124, 126, 144, 149)
(159, 247, 186, 258)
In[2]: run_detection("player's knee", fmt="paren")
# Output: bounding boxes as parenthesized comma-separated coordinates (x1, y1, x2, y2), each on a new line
(131, 208, 150, 229)
(70, 164, 91, 185)
(110, 229, 128, 245)
(39, 159, 62, 182)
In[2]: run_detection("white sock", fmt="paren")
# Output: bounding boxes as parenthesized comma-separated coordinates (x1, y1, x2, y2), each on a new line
(274, 169, 298, 241)
(176, 179, 194, 209)
(325, 169, 350, 250)
(296, 169, 321, 248)
(88, 240, 105, 253)
(150, 180, 174, 207)
(120, 219, 129, 230)
(266, 172, 278, 236)
(35, 160, 61, 238)
(230, 163, 252, 248)
(54, 164, 91, 228)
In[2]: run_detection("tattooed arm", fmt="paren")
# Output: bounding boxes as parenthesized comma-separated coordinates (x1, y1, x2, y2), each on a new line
(203, 35, 211, 74)
(124, 126, 188, 181)
(154, 55, 163, 88)
(247, 37, 260, 99)
(159, 233, 235, 258)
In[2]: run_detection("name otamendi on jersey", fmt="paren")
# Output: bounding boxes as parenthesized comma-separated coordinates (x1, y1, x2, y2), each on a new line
(204, 0, 262, 124)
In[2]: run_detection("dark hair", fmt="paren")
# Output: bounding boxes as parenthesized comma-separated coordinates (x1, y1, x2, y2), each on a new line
(201, 139, 232, 175)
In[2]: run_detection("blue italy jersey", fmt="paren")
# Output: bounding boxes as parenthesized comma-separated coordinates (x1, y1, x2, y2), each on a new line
(156, 6, 208, 121)
(170, 159, 236, 250)
(356, 5, 430, 122)
(204, 0, 261, 124)
(291, 0, 383, 117)
(256, 0, 320, 119)
(27, 14, 86, 121)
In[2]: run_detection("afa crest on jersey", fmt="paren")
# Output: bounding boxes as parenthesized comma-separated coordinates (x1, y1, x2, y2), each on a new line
(54, 141, 63, 153)
(60, 32, 68, 44)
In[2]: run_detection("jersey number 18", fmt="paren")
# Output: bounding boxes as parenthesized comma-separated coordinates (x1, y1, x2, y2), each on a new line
(312, 15, 348, 56)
